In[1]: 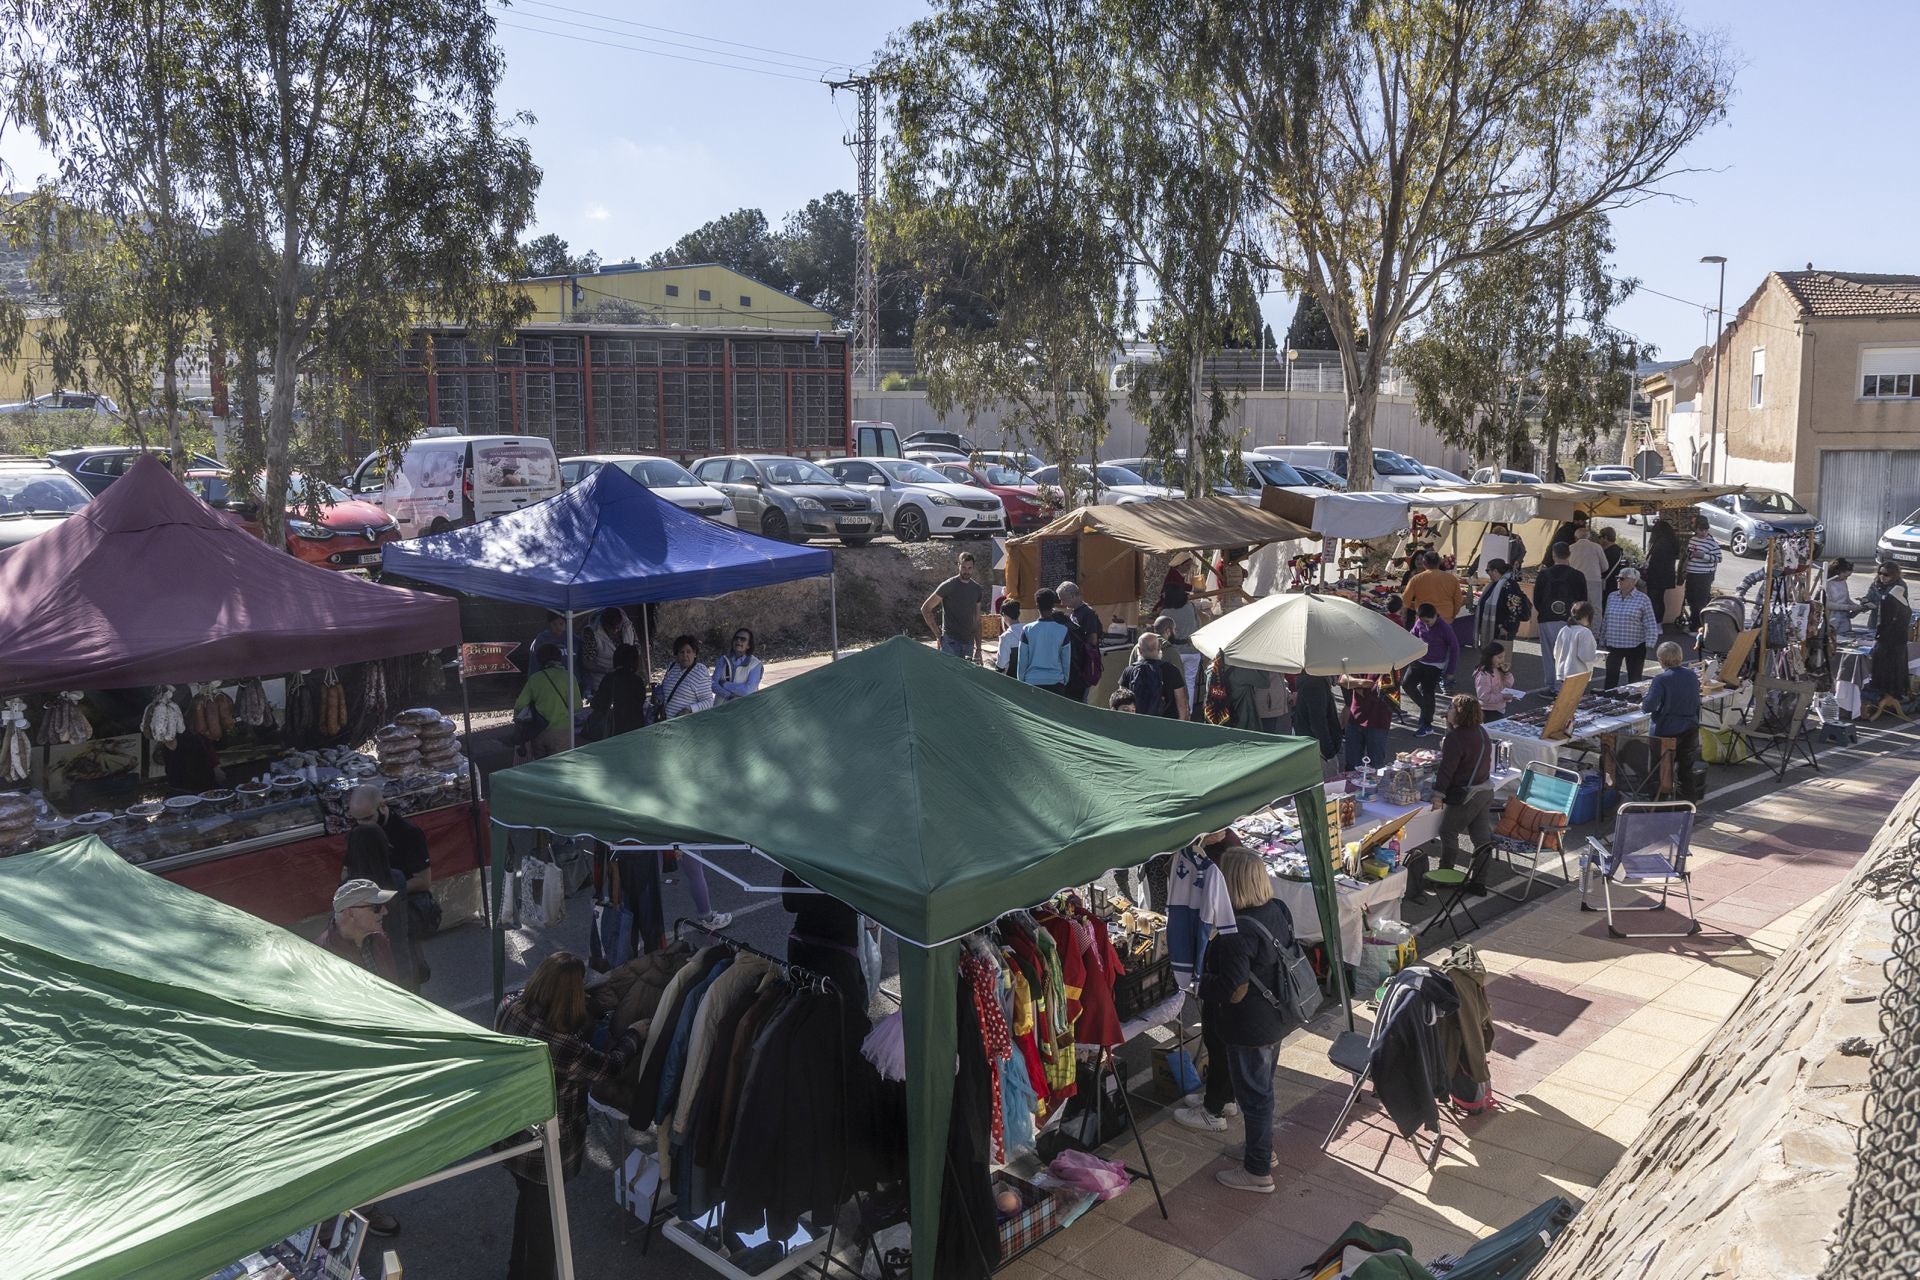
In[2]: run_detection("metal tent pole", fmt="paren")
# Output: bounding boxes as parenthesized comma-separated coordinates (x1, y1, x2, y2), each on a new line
(458, 652, 488, 923)
(830, 572, 840, 660)
(540, 1116, 578, 1280)
(565, 610, 576, 751)
(641, 605, 653, 682)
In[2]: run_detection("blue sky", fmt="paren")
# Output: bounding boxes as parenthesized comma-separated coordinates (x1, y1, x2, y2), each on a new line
(6, 0, 1911, 361)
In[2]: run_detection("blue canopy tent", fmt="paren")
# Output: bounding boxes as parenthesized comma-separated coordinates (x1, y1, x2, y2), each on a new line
(380, 463, 838, 746)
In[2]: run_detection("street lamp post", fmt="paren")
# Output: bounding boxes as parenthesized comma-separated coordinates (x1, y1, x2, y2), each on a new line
(1701, 255, 1727, 485)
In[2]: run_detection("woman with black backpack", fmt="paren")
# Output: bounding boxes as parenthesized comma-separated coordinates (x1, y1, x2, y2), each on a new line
(1189, 844, 1297, 1195)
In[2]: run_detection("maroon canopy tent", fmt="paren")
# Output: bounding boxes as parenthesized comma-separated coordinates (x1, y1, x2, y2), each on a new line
(0, 455, 460, 694)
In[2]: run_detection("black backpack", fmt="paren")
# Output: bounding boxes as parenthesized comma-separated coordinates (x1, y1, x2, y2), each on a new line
(1238, 912, 1322, 1028)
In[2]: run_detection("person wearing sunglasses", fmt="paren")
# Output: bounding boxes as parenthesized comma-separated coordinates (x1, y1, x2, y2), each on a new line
(712, 627, 764, 704)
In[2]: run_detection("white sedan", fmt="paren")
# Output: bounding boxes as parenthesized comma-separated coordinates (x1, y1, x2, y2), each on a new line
(825, 457, 1006, 542)
(1028, 463, 1178, 505)
(559, 454, 738, 526)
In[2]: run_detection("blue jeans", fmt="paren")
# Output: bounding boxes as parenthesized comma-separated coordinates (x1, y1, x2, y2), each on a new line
(1343, 722, 1389, 770)
(938, 636, 973, 659)
(1225, 1041, 1280, 1176)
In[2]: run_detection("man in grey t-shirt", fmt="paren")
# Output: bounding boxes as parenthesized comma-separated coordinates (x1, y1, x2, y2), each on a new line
(922, 551, 985, 659)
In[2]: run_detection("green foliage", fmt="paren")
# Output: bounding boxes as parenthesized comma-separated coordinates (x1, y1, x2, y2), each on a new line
(1220, 0, 1732, 490)
(1283, 293, 1338, 352)
(1402, 216, 1646, 472)
(521, 232, 600, 277)
(880, 0, 1125, 507)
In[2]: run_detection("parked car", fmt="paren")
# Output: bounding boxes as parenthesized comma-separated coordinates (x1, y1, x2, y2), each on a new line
(49, 445, 223, 495)
(1254, 444, 1432, 492)
(0, 456, 92, 551)
(1109, 456, 1254, 500)
(1469, 466, 1544, 485)
(184, 468, 401, 570)
(1699, 490, 1824, 558)
(559, 454, 738, 526)
(690, 453, 882, 545)
(927, 460, 1056, 533)
(1419, 463, 1471, 486)
(1026, 463, 1177, 505)
(0, 390, 122, 416)
(825, 457, 1005, 542)
(903, 429, 977, 455)
(1109, 452, 1317, 500)
(1580, 465, 1637, 483)
(346, 433, 561, 537)
(1294, 464, 1345, 490)
(1878, 508, 1920, 570)
(975, 448, 1045, 475)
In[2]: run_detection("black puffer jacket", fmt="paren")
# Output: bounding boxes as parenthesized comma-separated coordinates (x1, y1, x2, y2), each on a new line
(1197, 899, 1296, 1047)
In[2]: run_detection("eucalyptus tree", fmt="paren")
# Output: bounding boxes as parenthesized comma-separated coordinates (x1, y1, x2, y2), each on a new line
(1221, 0, 1732, 491)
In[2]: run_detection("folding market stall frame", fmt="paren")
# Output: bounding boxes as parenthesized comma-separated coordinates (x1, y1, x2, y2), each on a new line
(380, 461, 838, 748)
(485, 637, 1344, 1280)
(0, 838, 564, 1280)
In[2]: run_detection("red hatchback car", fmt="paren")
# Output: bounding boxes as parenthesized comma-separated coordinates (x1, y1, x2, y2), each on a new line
(930, 461, 1057, 533)
(185, 469, 401, 570)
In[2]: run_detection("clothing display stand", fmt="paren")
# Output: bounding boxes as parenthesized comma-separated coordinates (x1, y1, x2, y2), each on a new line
(1081, 1043, 1167, 1220)
(631, 917, 849, 1280)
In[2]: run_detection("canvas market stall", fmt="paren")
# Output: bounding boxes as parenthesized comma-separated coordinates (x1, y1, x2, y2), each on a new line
(1444, 479, 1746, 572)
(0, 836, 560, 1280)
(485, 638, 1340, 1280)
(381, 461, 837, 747)
(0, 456, 476, 926)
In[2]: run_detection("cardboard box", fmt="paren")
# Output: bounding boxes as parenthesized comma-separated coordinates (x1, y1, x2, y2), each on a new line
(1144, 1021, 1207, 1100)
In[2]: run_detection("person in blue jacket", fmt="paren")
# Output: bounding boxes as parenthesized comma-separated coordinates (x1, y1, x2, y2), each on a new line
(1016, 588, 1074, 696)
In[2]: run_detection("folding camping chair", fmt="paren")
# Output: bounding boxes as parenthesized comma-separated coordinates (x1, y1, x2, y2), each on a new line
(1488, 763, 1578, 902)
(1323, 968, 1450, 1170)
(1579, 801, 1699, 938)
(1302, 1196, 1576, 1280)
(1732, 681, 1821, 779)
(1420, 843, 1496, 941)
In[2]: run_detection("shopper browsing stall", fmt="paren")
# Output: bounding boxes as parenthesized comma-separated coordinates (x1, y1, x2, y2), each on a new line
(1643, 642, 1704, 799)
(1341, 673, 1393, 769)
(1017, 590, 1075, 696)
(1419, 695, 1495, 897)
(1555, 602, 1600, 687)
(1405, 603, 1459, 736)
(589, 643, 650, 737)
(656, 635, 714, 718)
(1601, 568, 1661, 688)
(1531, 543, 1588, 693)
(1473, 643, 1518, 720)
(1401, 551, 1464, 625)
(515, 645, 578, 759)
(712, 627, 764, 703)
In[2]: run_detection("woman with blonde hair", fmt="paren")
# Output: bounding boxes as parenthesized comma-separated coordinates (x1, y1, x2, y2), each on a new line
(495, 951, 646, 1280)
(1189, 844, 1297, 1195)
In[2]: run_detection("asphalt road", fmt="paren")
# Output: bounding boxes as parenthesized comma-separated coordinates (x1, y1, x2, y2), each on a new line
(370, 525, 1909, 1279)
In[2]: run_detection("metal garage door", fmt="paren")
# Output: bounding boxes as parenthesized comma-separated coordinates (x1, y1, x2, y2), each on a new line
(1819, 449, 1920, 558)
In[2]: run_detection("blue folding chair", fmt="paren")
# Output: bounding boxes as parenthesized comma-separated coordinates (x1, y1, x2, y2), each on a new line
(1489, 763, 1580, 903)
(1579, 801, 1699, 937)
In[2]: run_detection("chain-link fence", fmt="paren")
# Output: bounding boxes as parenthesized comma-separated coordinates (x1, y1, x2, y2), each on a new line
(1820, 802, 1920, 1277)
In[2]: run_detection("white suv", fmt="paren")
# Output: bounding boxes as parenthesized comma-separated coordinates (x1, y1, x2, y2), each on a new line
(825, 457, 1005, 541)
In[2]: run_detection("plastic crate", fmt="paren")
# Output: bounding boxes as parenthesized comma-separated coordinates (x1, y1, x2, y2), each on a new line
(1112, 953, 1175, 1023)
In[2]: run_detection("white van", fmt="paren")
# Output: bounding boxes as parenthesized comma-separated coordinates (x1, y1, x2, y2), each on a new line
(1255, 443, 1432, 492)
(347, 433, 561, 537)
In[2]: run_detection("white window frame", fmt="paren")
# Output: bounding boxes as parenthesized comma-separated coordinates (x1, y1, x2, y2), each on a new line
(1858, 346, 1920, 399)
(1750, 348, 1765, 408)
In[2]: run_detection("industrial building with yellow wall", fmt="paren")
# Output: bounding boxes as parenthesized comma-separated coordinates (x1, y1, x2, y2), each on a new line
(516, 262, 837, 331)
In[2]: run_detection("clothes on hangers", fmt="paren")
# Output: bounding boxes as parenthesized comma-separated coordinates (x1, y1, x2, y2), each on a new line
(961, 949, 1013, 1162)
(1370, 965, 1462, 1138)
(1165, 844, 1236, 985)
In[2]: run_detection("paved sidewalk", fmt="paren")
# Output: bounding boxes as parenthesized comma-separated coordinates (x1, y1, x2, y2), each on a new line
(1007, 747, 1920, 1280)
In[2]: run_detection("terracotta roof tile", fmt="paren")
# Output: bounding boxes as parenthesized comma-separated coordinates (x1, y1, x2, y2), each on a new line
(1776, 271, 1920, 317)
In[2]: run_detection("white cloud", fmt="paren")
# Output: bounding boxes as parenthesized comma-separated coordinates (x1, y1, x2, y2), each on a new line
(585, 203, 610, 222)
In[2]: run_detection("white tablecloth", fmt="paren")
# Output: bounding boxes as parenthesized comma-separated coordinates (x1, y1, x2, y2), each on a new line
(1270, 869, 1408, 960)
(1487, 686, 1743, 771)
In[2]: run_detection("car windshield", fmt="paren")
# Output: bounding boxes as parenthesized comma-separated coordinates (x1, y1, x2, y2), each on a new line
(1740, 491, 1807, 516)
(979, 464, 1031, 486)
(280, 474, 350, 505)
(619, 458, 700, 488)
(1372, 450, 1420, 476)
(763, 458, 837, 485)
(0, 469, 90, 513)
(881, 461, 950, 485)
(1246, 458, 1308, 488)
(1903, 508, 1920, 526)
(1095, 465, 1147, 486)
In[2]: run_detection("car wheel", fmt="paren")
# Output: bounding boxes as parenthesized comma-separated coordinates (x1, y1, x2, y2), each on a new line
(895, 506, 930, 543)
(1730, 529, 1751, 557)
(426, 518, 451, 536)
(760, 508, 792, 542)
(841, 536, 875, 548)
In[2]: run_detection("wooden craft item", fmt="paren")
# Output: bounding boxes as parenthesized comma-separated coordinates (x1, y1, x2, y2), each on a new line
(1542, 670, 1590, 741)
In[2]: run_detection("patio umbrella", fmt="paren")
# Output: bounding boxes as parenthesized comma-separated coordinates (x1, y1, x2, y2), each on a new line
(1191, 590, 1428, 676)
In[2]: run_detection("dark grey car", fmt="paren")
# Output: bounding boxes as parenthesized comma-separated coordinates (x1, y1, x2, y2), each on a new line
(690, 454, 882, 545)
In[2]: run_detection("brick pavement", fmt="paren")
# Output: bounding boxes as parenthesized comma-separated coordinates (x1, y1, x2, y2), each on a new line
(997, 749, 1918, 1280)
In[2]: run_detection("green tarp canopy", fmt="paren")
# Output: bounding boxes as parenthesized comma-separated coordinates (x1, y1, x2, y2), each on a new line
(487, 637, 1340, 1280)
(0, 838, 556, 1280)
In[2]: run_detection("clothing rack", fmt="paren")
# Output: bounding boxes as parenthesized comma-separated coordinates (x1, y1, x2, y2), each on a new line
(645, 917, 851, 1280)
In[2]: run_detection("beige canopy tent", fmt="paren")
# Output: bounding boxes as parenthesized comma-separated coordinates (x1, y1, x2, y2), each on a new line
(1442, 479, 1747, 572)
(1005, 498, 1315, 609)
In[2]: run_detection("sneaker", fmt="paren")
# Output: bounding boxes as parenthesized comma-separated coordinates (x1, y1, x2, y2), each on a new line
(362, 1207, 400, 1238)
(1412, 726, 1432, 738)
(1463, 882, 1489, 898)
(1215, 1167, 1275, 1194)
(1174, 1105, 1228, 1132)
(1221, 1100, 1240, 1118)
(697, 911, 733, 931)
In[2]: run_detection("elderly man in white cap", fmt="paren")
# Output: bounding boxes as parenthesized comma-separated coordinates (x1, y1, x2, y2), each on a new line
(313, 878, 405, 1239)
(1600, 565, 1661, 688)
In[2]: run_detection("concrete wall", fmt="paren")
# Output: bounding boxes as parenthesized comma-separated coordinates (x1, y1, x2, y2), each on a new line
(850, 389, 1477, 473)
(518, 264, 835, 331)
(1708, 281, 1805, 485)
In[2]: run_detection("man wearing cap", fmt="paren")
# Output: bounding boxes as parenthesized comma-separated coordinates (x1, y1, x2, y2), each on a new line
(313, 880, 405, 1239)
(340, 784, 424, 990)
(1600, 566, 1661, 688)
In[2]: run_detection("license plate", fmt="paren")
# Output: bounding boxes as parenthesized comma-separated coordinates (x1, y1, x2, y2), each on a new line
(351, 551, 382, 565)
(839, 517, 871, 527)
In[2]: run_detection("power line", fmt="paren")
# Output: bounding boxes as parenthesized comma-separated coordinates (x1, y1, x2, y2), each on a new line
(512, 0, 859, 73)
(497, 3, 848, 78)
(495, 17, 828, 83)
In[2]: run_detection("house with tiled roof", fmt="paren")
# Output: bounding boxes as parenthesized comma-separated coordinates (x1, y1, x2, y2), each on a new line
(1641, 268, 1920, 558)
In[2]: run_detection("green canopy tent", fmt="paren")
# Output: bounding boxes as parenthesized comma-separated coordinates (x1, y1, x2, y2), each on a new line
(486, 637, 1343, 1280)
(0, 838, 559, 1280)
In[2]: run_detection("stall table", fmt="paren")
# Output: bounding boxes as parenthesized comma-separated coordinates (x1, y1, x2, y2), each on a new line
(1833, 642, 1920, 718)
(1487, 680, 1745, 772)
(1271, 868, 1408, 959)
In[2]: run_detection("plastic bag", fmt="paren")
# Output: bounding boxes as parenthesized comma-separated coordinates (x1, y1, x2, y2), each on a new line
(1047, 1150, 1130, 1201)
(858, 918, 883, 999)
(519, 858, 568, 929)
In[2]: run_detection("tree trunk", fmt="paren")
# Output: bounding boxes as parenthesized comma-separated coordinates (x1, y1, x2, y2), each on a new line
(262, 334, 299, 550)
(1344, 350, 1381, 492)
(163, 355, 182, 477)
(1188, 345, 1206, 496)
